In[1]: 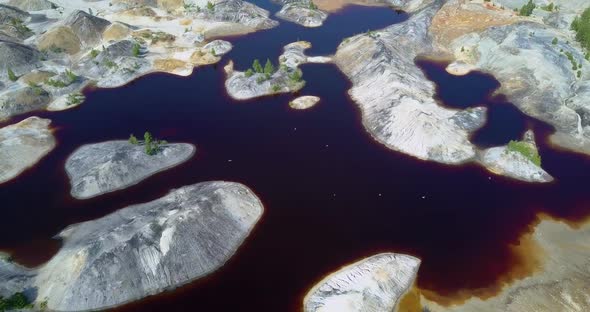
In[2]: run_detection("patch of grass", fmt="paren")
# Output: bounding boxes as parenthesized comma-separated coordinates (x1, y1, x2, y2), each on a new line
(507, 140, 541, 166)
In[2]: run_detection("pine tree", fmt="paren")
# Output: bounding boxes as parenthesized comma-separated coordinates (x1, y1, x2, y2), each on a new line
(252, 59, 263, 73)
(264, 59, 275, 75)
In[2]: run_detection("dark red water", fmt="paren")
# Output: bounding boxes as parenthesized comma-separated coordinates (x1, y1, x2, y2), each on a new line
(1, 3, 590, 312)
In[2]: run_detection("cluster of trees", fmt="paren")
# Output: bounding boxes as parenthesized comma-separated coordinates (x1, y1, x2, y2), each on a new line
(129, 132, 167, 156)
(572, 7, 590, 54)
(45, 70, 78, 88)
(507, 140, 541, 166)
(245, 59, 276, 83)
(518, 0, 536, 16)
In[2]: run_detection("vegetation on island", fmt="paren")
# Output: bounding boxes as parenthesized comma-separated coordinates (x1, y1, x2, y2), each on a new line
(7, 68, 18, 82)
(66, 92, 85, 106)
(46, 70, 78, 88)
(129, 132, 168, 156)
(571, 7, 590, 56)
(309, 1, 318, 10)
(519, 0, 536, 16)
(0, 292, 32, 312)
(507, 140, 542, 166)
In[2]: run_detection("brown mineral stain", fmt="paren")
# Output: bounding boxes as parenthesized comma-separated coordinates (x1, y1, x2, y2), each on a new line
(397, 284, 423, 312)
(419, 220, 545, 306)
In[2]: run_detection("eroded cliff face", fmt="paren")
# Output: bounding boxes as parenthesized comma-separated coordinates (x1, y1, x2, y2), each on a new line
(0, 181, 264, 311)
(304, 253, 421, 312)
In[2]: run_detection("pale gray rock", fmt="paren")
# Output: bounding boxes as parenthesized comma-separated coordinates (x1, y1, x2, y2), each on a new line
(7, 0, 57, 11)
(0, 117, 55, 184)
(334, 1, 483, 164)
(304, 253, 421, 312)
(0, 40, 42, 78)
(276, 1, 328, 28)
(0, 85, 51, 120)
(289, 95, 319, 109)
(197, 0, 279, 30)
(0, 181, 263, 311)
(64, 10, 111, 47)
(203, 39, 232, 55)
(65, 140, 195, 199)
(0, 4, 30, 24)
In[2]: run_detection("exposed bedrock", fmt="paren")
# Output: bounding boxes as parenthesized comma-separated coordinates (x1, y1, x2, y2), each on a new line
(0, 181, 264, 311)
(0, 116, 55, 184)
(434, 0, 590, 156)
(304, 253, 421, 312)
(334, 1, 484, 165)
(65, 140, 195, 199)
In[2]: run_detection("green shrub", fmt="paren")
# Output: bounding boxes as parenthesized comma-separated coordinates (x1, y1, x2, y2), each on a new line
(571, 7, 590, 51)
(207, 1, 214, 11)
(245, 68, 254, 77)
(309, 1, 317, 10)
(552, 37, 558, 45)
(66, 93, 84, 106)
(541, 2, 554, 12)
(507, 140, 541, 166)
(129, 134, 138, 145)
(7, 68, 17, 82)
(289, 69, 303, 82)
(132, 43, 141, 57)
(90, 49, 99, 58)
(519, 0, 536, 16)
(271, 84, 281, 92)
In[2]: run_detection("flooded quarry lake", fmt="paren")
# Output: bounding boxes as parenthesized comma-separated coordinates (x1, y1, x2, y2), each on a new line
(1, 0, 590, 311)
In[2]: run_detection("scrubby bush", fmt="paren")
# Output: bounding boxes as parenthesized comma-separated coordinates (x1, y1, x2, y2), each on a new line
(245, 69, 254, 77)
(507, 140, 541, 166)
(7, 68, 17, 82)
(571, 7, 590, 51)
(519, 0, 536, 16)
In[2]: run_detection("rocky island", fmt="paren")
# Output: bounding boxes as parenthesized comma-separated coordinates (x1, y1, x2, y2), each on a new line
(65, 139, 195, 199)
(0, 181, 264, 311)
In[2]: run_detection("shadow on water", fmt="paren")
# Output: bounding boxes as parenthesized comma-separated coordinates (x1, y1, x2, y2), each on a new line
(0, 3, 590, 312)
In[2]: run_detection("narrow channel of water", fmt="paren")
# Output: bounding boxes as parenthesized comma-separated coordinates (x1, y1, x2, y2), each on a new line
(0, 3, 589, 311)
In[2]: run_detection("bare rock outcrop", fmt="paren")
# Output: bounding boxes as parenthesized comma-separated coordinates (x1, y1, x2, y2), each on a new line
(0, 181, 264, 311)
(304, 253, 421, 312)
(0, 117, 55, 184)
(65, 140, 195, 199)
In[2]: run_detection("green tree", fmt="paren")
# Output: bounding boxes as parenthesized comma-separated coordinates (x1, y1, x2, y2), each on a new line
(245, 68, 254, 77)
(519, 0, 536, 16)
(264, 59, 275, 75)
(132, 43, 141, 57)
(144, 132, 153, 155)
(252, 59, 263, 73)
(552, 37, 558, 45)
(129, 134, 138, 145)
(7, 68, 17, 82)
(571, 7, 590, 51)
(289, 69, 303, 82)
(207, 1, 214, 11)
